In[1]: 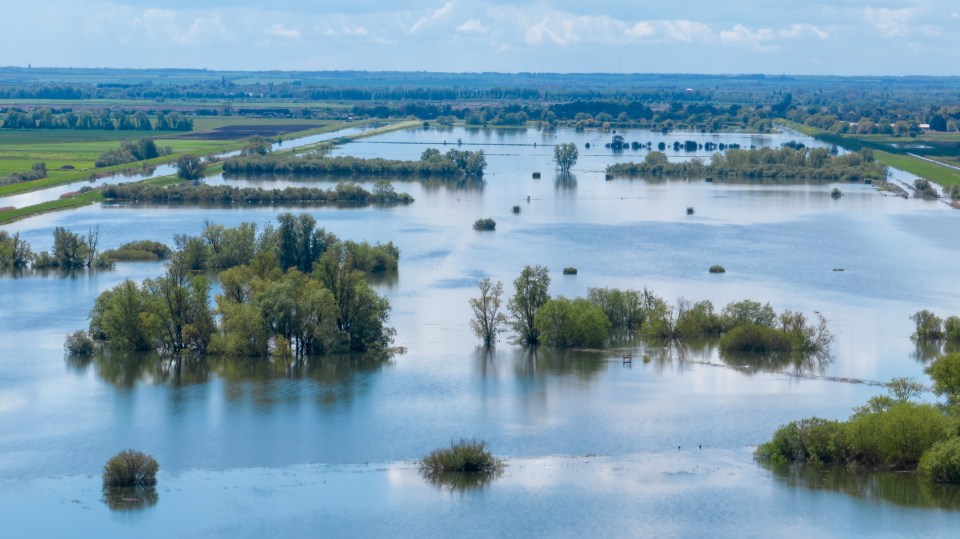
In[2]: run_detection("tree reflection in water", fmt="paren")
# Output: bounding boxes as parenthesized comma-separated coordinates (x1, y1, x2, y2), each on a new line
(102, 485, 159, 511)
(764, 462, 960, 511)
(421, 468, 505, 493)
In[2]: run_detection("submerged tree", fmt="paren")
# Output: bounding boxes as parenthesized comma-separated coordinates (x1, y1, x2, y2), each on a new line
(176, 154, 206, 182)
(508, 265, 551, 346)
(470, 277, 507, 347)
(553, 143, 578, 174)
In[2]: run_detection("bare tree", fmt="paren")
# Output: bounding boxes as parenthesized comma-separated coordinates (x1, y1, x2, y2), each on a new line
(470, 277, 507, 347)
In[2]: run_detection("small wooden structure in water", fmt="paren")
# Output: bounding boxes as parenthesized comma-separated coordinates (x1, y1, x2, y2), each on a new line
(622, 354, 632, 365)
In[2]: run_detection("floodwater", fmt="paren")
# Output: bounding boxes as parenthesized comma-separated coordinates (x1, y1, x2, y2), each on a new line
(2, 126, 960, 537)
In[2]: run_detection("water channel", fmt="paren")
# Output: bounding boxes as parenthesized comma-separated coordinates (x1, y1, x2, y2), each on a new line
(1, 126, 959, 537)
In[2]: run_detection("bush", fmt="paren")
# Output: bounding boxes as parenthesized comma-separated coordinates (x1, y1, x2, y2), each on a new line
(719, 324, 793, 353)
(64, 330, 95, 355)
(534, 297, 611, 348)
(101, 240, 172, 262)
(473, 218, 496, 231)
(512, 205, 521, 214)
(563, 267, 577, 275)
(419, 439, 504, 475)
(926, 352, 960, 405)
(755, 417, 850, 465)
(919, 437, 960, 483)
(845, 402, 952, 469)
(103, 450, 159, 487)
(709, 265, 726, 273)
(831, 187, 843, 198)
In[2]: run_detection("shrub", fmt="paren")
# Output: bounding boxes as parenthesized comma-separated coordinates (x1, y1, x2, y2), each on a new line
(719, 324, 793, 353)
(473, 218, 496, 231)
(419, 439, 504, 475)
(534, 297, 611, 348)
(844, 402, 952, 469)
(919, 437, 960, 483)
(532, 172, 541, 179)
(512, 205, 521, 214)
(926, 352, 960, 406)
(103, 450, 159, 487)
(831, 187, 842, 198)
(755, 417, 850, 465)
(912, 310, 945, 340)
(686, 207, 695, 215)
(563, 267, 577, 275)
(64, 330, 95, 355)
(709, 265, 726, 273)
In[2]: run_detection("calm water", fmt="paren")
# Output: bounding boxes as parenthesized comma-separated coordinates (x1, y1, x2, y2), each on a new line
(1, 126, 959, 537)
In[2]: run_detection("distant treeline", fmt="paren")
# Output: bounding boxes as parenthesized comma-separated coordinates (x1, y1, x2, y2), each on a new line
(607, 147, 886, 182)
(1, 108, 192, 131)
(99, 181, 413, 206)
(223, 148, 487, 179)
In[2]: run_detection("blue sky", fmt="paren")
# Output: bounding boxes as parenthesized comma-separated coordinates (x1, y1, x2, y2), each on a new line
(3, 1, 958, 75)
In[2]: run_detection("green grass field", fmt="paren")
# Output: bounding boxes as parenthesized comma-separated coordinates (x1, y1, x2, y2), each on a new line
(874, 151, 960, 188)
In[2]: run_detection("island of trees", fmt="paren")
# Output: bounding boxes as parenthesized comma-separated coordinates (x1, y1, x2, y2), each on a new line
(99, 180, 413, 207)
(223, 148, 488, 179)
(66, 213, 398, 359)
(470, 265, 832, 355)
(606, 146, 886, 183)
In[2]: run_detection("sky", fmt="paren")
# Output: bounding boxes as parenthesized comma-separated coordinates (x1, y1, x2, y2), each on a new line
(2, 0, 959, 75)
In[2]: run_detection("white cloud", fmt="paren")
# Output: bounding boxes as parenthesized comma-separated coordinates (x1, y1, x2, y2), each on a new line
(625, 21, 655, 39)
(864, 7, 914, 37)
(662, 20, 711, 42)
(138, 9, 228, 45)
(265, 23, 300, 40)
(410, 2, 454, 34)
(456, 19, 489, 34)
(778, 24, 827, 40)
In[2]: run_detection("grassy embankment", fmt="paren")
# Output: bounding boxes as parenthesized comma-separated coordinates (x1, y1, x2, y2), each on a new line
(0, 119, 420, 225)
(784, 121, 960, 188)
(0, 118, 377, 197)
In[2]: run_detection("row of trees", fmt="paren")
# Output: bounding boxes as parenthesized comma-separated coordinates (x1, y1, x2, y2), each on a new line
(607, 147, 886, 182)
(470, 267, 832, 354)
(1, 109, 192, 131)
(222, 148, 488, 179)
(0, 227, 110, 271)
(81, 214, 397, 358)
(0, 162, 46, 186)
(99, 180, 413, 207)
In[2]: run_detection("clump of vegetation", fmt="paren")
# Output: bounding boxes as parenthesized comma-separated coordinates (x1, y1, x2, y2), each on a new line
(473, 218, 496, 231)
(918, 437, 960, 483)
(103, 450, 159, 487)
(756, 384, 952, 471)
(64, 330, 95, 355)
(95, 138, 171, 168)
(101, 240, 172, 262)
(100, 181, 413, 207)
(563, 267, 577, 275)
(534, 297, 611, 348)
(512, 205, 521, 214)
(554, 143, 578, 173)
(914, 178, 939, 198)
(0, 162, 47, 186)
(175, 154, 207, 182)
(223, 147, 487, 178)
(85, 214, 397, 358)
(419, 439, 504, 475)
(686, 207, 695, 215)
(532, 172, 541, 179)
(926, 352, 960, 406)
(831, 187, 843, 198)
(709, 265, 726, 273)
(607, 147, 887, 182)
(911, 310, 960, 343)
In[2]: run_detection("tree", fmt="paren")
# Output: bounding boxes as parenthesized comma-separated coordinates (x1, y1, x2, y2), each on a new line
(176, 154, 206, 182)
(470, 277, 507, 347)
(241, 135, 272, 156)
(926, 353, 960, 406)
(554, 143, 578, 173)
(534, 297, 611, 348)
(508, 265, 551, 346)
(911, 310, 945, 340)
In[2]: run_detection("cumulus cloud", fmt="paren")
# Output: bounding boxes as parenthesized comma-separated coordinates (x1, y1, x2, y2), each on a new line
(456, 18, 489, 34)
(265, 23, 300, 40)
(410, 2, 454, 34)
(864, 7, 914, 37)
(137, 9, 228, 45)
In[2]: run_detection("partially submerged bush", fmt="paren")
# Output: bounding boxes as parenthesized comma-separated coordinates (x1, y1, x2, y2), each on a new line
(563, 267, 577, 275)
(719, 324, 794, 353)
(419, 439, 504, 475)
(473, 218, 496, 231)
(919, 437, 960, 483)
(103, 450, 159, 487)
(709, 265, 726, 273)
(831, 187, 843, 198)
(64, 330, 95, 356)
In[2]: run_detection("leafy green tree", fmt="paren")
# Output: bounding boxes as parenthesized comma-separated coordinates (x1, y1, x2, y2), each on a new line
(176, 154, 206, 182)
(470, 277, 507, 347)
(508, 265, 551, 346)
(146, 263, 214, 355)
(89, 279, 158, 351)
(241, 135, 272, 156)
(553, 143, 578, 173)
(534, 297, 611, 348)
(314, 245, 393, 352)
(926, 352, 960, 406)
(912, 310, 945, 340)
